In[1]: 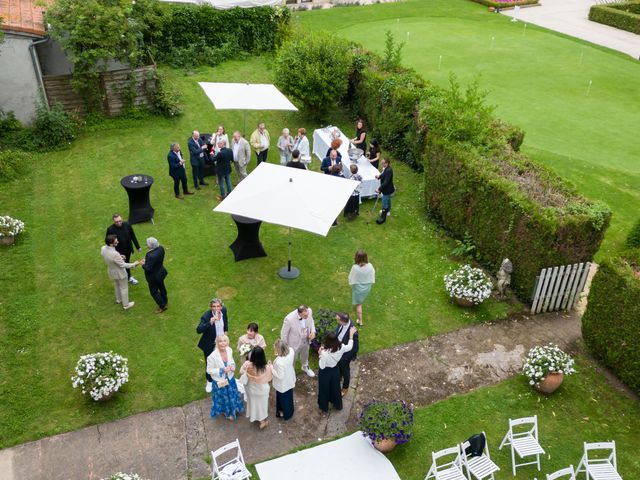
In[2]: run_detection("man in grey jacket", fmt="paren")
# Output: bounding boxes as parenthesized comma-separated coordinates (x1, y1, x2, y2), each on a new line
(232, 131, 251, 181)
(101, 234, 142, 310)
(280, 305, 316, 377)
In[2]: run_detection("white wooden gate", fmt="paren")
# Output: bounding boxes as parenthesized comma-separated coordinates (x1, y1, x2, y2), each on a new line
(531, 262, 591, 314)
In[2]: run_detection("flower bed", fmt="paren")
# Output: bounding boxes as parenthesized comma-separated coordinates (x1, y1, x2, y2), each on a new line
(71, 351, 129, 401)
(444, 265, 493, 305)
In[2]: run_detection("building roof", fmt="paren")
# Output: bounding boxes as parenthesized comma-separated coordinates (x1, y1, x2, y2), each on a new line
(0, 0, 52, 37)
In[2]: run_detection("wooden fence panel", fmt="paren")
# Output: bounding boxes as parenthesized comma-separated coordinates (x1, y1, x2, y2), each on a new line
(531, 262, 591, 314)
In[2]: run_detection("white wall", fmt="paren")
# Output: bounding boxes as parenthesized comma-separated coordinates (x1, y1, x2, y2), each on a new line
(0, 33, 40, 124)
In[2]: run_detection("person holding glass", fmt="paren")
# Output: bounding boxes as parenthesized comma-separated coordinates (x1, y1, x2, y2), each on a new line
(239, 346, 272, 430)
(206, 334, 244, 421)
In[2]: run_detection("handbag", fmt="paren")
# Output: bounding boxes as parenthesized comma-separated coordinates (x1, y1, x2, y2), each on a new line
(216, 378, 229, 388)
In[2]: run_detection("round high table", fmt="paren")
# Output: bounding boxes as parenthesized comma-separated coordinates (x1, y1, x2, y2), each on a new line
(230, 214, 267, 262)
(121, 174, 155, 224)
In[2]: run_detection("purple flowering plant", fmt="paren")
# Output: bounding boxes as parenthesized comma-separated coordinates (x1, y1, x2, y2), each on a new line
(359, 400, 414, 445)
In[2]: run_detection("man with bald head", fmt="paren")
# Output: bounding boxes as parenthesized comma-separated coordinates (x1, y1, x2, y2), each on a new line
(188, 130, 209, 190)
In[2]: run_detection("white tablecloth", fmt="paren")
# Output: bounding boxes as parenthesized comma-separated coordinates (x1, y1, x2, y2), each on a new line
(313, 127, 380, 198)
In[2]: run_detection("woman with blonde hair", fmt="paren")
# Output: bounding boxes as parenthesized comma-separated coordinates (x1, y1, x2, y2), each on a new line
(240, 346, 273, 429)
(271, 339, 296, 420)
(277, 128, 294, 165)
(206, 334, 244, 420)
(348, 249, 376, 325)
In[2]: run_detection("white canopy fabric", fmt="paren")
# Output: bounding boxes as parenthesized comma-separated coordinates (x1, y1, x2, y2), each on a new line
(256, 432, 402, 480)
(198, 82, 298, 111)
(213, 163, 359, 236)
(160, 0, 282, 8)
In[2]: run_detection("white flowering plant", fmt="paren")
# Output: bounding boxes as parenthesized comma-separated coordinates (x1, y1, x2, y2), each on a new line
(239, 343, 253, 357)
(102, 474, 145, 480)
(0, 215, 25, 238)
(522, 343, 576, 386)
(444, 264, 493, 304)
(71, 351, 129, 401)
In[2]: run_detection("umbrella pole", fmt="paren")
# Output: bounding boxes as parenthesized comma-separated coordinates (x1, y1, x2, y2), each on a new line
(278, 227, 300, 280)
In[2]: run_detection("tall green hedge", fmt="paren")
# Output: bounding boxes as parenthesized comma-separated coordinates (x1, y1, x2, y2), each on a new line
(582, 259, 640, 395)
(589, 2, 640, 35)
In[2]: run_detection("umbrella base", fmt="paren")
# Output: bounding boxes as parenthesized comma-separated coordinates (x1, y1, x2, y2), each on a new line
(278, 266, 300, 280)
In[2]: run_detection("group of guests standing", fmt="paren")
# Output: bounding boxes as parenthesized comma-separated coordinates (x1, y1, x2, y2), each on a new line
(192, 249, 376, 429)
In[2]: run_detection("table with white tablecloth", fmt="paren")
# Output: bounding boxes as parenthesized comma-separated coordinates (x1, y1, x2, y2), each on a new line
(312, 127, 380, 198)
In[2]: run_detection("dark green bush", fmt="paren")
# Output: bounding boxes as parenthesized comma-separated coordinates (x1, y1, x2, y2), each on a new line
(470, 0, 540, 7)
(274, 30, 353, 118)
(423, 138, 611, 300)
(589, 2, 640, 34)
(150, 73, 183, 118)
(33, 102, 78, 149)
(0, 150, 34, 182)
(626, 216, 640, 249)
(582, 259, 640, 395)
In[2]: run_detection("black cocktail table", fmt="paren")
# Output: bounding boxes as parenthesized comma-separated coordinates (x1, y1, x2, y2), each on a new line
(230, 214, 267, 262)
(121, 174, 155, 224)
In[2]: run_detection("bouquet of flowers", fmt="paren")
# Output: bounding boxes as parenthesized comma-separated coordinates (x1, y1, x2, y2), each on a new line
(238, 343, 253, 358)
(522, 343, 576, 386)
(71, 351, 129, 401)
(0, 215, 25, 238)
(444, 264, 493, 304)
(102, 474, 145, 480)
(359, 400, 414, 445)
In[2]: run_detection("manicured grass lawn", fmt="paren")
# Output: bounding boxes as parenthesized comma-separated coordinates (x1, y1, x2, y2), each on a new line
(0, 57, 511, 448)
(297, 0, 640, 254)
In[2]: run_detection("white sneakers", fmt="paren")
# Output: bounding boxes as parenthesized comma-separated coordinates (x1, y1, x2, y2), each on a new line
(205, 381, 213, 393)
(129, 277, 139, 285)
(123, 302, 135, 310)
(302, 366, 316, 378)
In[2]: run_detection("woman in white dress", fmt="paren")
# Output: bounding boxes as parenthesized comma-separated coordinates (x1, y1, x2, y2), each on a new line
(271, 339, 296, 420)
(293, 127, 311, 168)
(240, 346, 272, 429)
(211, 125, 229, 154)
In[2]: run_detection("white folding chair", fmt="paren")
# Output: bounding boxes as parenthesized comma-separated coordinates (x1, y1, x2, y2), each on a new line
(425, 446, 466, 480)
(575, 441, 622, 480)
(211, 438, 252, 480)
(499, 415, 545, 476)
(547, 465, 576, 480)
(459, 432, 500, 480)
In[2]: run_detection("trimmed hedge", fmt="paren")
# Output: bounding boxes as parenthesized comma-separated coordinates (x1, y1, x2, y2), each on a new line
(470, 0, 539, 8)
(423, 139, 610, 300)
(582, 259, 640, 395)
(589, 2, 640, 35)
(627, 216, 640, 249)
(0, 150, 34, 182)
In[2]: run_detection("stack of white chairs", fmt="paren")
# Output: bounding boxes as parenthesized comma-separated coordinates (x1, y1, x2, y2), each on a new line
(499, 415, 545, 476)
(211, 439, 252, 480)
(547, 465, 576, 480)
(425, 446, 467, 480)
(575, 441, 623, 480)
(459, 432, 500, 480)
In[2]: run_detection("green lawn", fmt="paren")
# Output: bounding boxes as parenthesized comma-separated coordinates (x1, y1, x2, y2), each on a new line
(0, 57, 511, 448)
(297, 0, 640, 254)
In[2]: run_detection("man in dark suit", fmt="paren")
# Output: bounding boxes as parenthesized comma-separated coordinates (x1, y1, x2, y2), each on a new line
(211, 139, 234, 200)
(375, 157, 395, 224)
(196, 298, 229, 392)
(142, 237, 168, 313)
(335, 312, 359, 397)
(168, 143, 194, 199)
(105, 213, 141, 284)
(187, 130, 209, 190)
(321, 149, 341, 174)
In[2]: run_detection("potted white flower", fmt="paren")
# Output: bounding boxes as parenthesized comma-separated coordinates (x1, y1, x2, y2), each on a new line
(71, 351, 129, 401)
(444, 264, 493, 306)
(102, 474, 146, 480)
(0, 215, 25, 246)
(522, 343, 576, 394)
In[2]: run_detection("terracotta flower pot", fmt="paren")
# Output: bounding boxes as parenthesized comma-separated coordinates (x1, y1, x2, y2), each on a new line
(455, 297, 475, 307)
(373, 438, 397, 453)
(97, 391, 115, 402)
(536, 372, 564, 394)
(1, 235, 15, 246)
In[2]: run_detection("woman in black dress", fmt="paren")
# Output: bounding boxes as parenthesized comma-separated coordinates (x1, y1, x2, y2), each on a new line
(368, 138, 380, 169)
(317, 329, 355, 412)
(351, 119, 367, 153)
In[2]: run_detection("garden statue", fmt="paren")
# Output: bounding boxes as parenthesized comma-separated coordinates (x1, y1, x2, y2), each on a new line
(496, 258, 513, 299)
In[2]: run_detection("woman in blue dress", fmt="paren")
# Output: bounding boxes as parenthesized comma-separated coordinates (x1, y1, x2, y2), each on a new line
(206, 334, 244, 420)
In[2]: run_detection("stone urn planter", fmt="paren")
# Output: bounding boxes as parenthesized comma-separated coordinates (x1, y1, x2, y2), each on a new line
(373, 438, 397, 453)
(1, 235, 16, 246)
(535, 372, 565, 394)
(455, 297, 475, 307)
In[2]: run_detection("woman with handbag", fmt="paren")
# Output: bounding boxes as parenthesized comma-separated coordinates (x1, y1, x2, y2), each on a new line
(239, 346, 273, 430)
(206, 335, 244, 420)
(317, 328, 356, 412)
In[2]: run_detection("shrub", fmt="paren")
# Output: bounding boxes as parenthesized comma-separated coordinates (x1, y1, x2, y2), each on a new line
(33, 102, 78, 150)
(424, 139, 611, 300)
(150, 73, 183, 118)
(0, 150, 34, 182)
(589, 2, 640, 35)
(470, 0, 540, 7)
(444, 264, 493, 305)
(310, 308, 337, 351)
(0, 215, 26, 238)
(626, 216, 640, 249)
(582, 258, 640, 395)
(71, 351, 129, 401)
(521, 343, 576, 387)
(274, 30, 353, 118)
(359, 400, 414, 444)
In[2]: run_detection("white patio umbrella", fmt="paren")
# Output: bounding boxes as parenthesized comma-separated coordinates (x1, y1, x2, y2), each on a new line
(213, 163, 359, 278)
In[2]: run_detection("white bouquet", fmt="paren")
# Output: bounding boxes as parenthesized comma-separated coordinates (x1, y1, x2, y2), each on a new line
(71, 351, 129, 401)
(239, 343, 253, 357)
(522, 343, 576, 386)
(444, 264, 493, 305)
(102, 474, 145, 480)
(0, 215, 25, 238)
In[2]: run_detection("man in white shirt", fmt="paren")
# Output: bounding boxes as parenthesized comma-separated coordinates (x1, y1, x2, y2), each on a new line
(280, 305, 316, 377)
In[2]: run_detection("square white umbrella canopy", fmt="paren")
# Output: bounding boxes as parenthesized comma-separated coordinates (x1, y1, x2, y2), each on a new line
(214, 163, 359, 237)
(198, 82, 298, 111)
